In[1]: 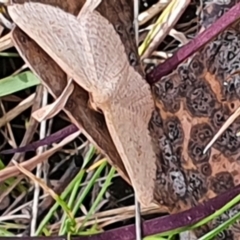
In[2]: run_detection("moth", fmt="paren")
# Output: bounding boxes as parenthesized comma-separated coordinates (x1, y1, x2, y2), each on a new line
(9, 0, 131, 186)
(7, 0, 157, 206)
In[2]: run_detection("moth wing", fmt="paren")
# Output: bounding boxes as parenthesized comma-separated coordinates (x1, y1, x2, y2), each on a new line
(8, 2, 128, 100)
(104, 66, 156, 206)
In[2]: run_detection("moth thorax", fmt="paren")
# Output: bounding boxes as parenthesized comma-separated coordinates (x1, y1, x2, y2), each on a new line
(90, 90, 113, 109)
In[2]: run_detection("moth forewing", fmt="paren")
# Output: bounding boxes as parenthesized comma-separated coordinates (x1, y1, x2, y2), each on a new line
(8, 2, 96, 93)
(106, 70, 157, 206)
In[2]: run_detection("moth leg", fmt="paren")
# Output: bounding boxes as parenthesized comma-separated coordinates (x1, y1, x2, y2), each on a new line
(32, 79, 74, 122)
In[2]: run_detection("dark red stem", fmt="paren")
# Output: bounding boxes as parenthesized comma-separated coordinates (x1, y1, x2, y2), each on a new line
(146, 1, 240, 84)
(0, 184, 240, 239)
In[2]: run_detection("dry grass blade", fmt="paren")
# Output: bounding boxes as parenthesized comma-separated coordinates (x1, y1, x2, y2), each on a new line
(147, 1, 240, 83)
(169, 28, 189, 45)
(138, 0, 170, 26)
(139, 0, 190, 58)
(204, 106, 240, 154)
(0, 32, 13, 51)
(11, 159, 76, 226)
(0, 93, 35, 128)
(0, 130, 80, 183)
(11, 159, 58, 199)
(11, 85, 43, 163)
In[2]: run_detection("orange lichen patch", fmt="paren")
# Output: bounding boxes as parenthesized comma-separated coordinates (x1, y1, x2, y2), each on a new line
(205, 71, 223, 103)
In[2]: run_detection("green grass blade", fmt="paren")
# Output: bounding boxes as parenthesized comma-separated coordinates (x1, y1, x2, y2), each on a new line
(60, 160, 107, 235)
(145, 193, 240, 239)
(58, 170, 85, 234)
(0, 52, 19, 57)
(37, 147, 96, 236)
(198, 211, 240, 240)
(78, 166, 116, 231)
(59, 147, 97, 233)
(0, 228, 15, 236)
(35, 169, 85, 235)
(0, 71, 40, 97)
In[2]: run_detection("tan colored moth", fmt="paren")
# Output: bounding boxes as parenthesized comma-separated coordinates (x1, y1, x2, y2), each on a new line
(8, 0, 157, 206)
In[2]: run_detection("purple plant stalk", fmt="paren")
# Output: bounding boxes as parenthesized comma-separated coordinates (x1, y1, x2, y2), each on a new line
(0, 124, 78, 154)
(74, 184, 240, 239)
(0, 185, 240, 240)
